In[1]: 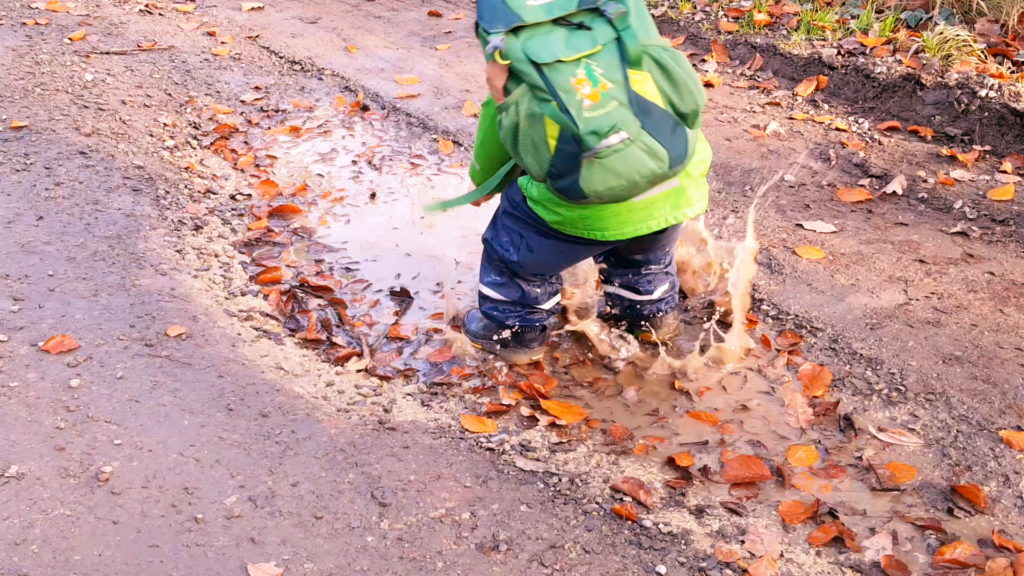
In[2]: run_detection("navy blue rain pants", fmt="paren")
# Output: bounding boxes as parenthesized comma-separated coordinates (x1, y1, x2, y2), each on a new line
(478, 184, 681, 328)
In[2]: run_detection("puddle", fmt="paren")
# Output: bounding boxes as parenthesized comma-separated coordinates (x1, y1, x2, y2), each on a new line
(217, 101, 1013, 574)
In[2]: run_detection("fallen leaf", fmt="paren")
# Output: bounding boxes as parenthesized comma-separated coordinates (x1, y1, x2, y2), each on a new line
(881, 174, 908, 195)
(881, 555, 912, 576)
(994, 530, 1024, 553)
(687, 410, 720, 425)
(743, 525, 784, 558)
(721, 454, 773, 483)
(291, 99, 315, 109)
(796, 221, 838, 234)
(937, 173, 956, 186)
(44, 0, 69, 12)
(1015, 553, 1024, 576)
(751, 11, 772, 27)
(347, 45, 357, 53)
(836, 187, 874, 202)
(395, 91, 421, 99)
(869, 426, 925, 447)
(857, 34, 889, 47)
(1003, 154, 1024, 171)
(211, 103, 234, 114)
(461, 100, 481, 117)
(40, 334, 80, 354)
(611, 503, 638, 522)
(841, 139, 867, 152)
(437, 138, 455, 155)
(668, 34, 687, 47)
(447, 11, 465, 19)
(876, 120, 903, 131)
(255, 266, 289, 284)
(747, 555, 780, 576)
(9, 120, 28, 129)
(950, 169, 976, 182)
(883, 461, 918, 485)
(246, 563, 284, 576)
(900, 515, 948, 534)
(165, 325, 188, 338)
(460, 414, 498, 434)
(791, 471, 834, 495)
(794, 245, 826, 260)
(539, 398, 589, 424)
(794, 76, 818, 98)
(812, 115, 836, 124)
(387, 324, 415, 340)
(786, 445, 820, 467)
(987, 183, 1015, 201)
(1000, 430, 1024, 451)
(608, 423, 632, 442)
(718, 19, 740, 32)
(983, 557, 1014, 576)
(710, 38, 730, 62)
(211, 47, 231, 56)
(776, 331, 802, 349)
(907, 125, 935, 141)
(952, 484, 991, 512)
(701, 73, 724, 88)
(67, 28, 87, 41)
(798, 362, 833, 397)
(714, 541, 743, 563)
(934, 541, 986, 568)
(668, 452, 695, 467)
(240, 2, 265, 11)
(778, 499, 819, 525)
(791, 112, 810, 120)
(808, 521, 862, 552)
(831, 120, 851, 132)
(610, 476, 654, 508)
(174, 4, 195, 12)
(782, 377, 814, 428)
(254, 179, 281, 199)
(427, 8, 443, 17)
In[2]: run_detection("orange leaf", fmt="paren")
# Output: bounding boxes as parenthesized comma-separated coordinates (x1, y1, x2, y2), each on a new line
(751, 11, 772, 27)
(841, 139, 867, 152)
(461, 100, 481, 117)
(394, 74, 420, 86)
(724, 6, 749, 17)
(44, 0, 69, 12)
(872, 45, 894, 58)
(687, 410, 720, 425)
(1000, 161, 1014, 174)
(876, 120, 903, 131)
(836, 187, 874, 203)
(539, 398, 589, 424)
(856, 34, 889, 47)
(435, 43, 452, 51)
(831, 120, 851, 132)
(791, 471, 834, 495)
(807, 521, 862, 552)
(701, 73, 724, 88)
(668, 34, 687, 47)
(269, 203, 304, 216)
(388, 323, 415, 340)
(776, 330, 802, 349)
(714, 541, 743, 563)
(721, 454, 773, 483)
(790, 112, 810, 120)
(881, 555, 912, 576)
(710, 38, 730, 62)
(907, 125, 935, 141)
(255, 266, 289, 284)
(798, 362, 832, 397)
(438, 138, 455, 155)
(291, 99, 315, 109)
(994, 529, 1024, 553)
(934, 541, 986, 568)
(1000, 430, 1024, 451)
(794, 245, 826, 260)
(794, 76, 817, 98)
(812, 115, 836, 124)
(395, 91, 421, 99)
(9, 120, 28, 129)
(718, 19, 740, 32)
(347, 45, 358, 53)
(40, 334, 81, 354)
(815, 75, 829, 90)
(608, 423, 632, 442)
(610, 476, 654, 508)
(254, 179, 281, 199)
(937, 173, 956, 186)
(426, 8, 443, 17)
(786, 445, 820, 467)
(211, 47, 231, 56)
(247, 218, 269, 230)
(987, 183, 1015, 201)
(952, 484, 990, 512)
(778, 499, 819, 525)
(668, 452, 695, 467)
(611, 503, 638, 522)
(67, 28, 87, 41)
(165, 325, 188, 338)
(211, 103, 234, 114)
(460, 414, 498, 434)
(884, 461, 919, 485)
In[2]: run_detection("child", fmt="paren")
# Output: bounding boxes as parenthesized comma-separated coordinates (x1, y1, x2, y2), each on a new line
(460, 0, 713, 364)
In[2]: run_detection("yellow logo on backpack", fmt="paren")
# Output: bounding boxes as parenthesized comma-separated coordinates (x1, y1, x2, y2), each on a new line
(571, 59, 612, 110)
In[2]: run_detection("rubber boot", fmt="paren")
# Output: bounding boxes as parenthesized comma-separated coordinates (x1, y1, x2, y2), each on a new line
(462, 308, 547, 365)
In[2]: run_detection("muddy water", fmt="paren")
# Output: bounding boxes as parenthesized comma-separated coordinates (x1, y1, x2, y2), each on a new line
(251, 106, 1002, 573)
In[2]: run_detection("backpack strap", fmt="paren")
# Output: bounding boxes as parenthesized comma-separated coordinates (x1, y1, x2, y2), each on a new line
(588, 0, 643, 68)
(425, 159, 517, 212)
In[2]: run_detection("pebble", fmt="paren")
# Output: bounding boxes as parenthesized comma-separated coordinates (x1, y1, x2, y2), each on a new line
(194, 514, 205, 524)
(115, 371, 124, 380)
(10, 305, 20, 313)
(0, 334, 8, 342)
(69, 378, 81, 389)
(655, 565, 668, 575)
(113, 439, 122, 446)
(640, 518, 654, 528)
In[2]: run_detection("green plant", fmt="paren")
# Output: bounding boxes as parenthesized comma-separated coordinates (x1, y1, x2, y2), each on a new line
(878, 11, 903, 36)
(791, 4, 848, 39)
(852, 2, 878, 32)
(738, 0, 771, 33)
(911, 23, 984, 64)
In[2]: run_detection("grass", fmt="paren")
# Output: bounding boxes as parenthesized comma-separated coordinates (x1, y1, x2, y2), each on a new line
(912, 23, 985, 64)
(791, 4, 848, 40)
(934, 0, 1024, 29)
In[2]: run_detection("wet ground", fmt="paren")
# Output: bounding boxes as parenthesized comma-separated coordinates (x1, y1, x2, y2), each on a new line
(2, 0, 1024, 575)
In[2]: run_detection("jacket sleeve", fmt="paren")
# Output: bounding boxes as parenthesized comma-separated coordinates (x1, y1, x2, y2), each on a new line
(469, 97, 512, 187)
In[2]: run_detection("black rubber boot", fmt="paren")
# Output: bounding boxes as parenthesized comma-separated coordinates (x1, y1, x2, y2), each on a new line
(462, 309, 547, 365)
(604, 309, 681, 341)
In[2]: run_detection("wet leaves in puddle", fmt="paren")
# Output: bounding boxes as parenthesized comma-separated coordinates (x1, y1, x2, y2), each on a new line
(933, 541, 986, 569)
(721, 454, 773, 484)
(539, 398, 588, 424)
(951, 484, 991, 513)
(807, 521, 862, 552)
(778, 499, 819, 525)
(880, 554, 912, 576)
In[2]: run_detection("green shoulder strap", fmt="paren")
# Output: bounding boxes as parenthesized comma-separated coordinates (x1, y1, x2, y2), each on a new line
(425, 160, 517, 212)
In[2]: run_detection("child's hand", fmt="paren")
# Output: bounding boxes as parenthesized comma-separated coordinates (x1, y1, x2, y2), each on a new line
(486, 61, 509, 104)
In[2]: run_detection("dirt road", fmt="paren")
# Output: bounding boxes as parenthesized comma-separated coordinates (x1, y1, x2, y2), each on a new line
(2, 1, 1023, 575)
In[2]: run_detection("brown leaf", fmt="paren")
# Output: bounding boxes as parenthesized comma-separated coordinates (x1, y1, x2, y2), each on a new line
(165, 325, 187, 338)
(40, 334, 81, 354)
(798, 362, 832, 397)
(426, 346, 454, 363)
(387, 324, 415, 340)
(701, 73, 724, 88)
(438, 138, 455, 155)
(710, 39, 730, 62)
(900, 515, 947, 534)
(808, 521, 862, 552)
(483, 402, 510, 415)
(952, 484, 991, 512)
(255, 266, 290, 284)
(714, 541, 743, 563)
(934, 541, 986, 568)
(994, 530, 1024, 554)
(395, 91, 421, 99)
(842, 139, 867, 152)
(608, 423, 632, 443)
(857, 34, 889, 47)
(1014, 553, 1024, 576)
(1000, 430, 1024, 451)
(246, 563, 283, 576)
(782, 377, 814, 428)
(687, 410, 721, 425)
(44, 0, 68, 12)
(718, 19, 740, 32)
(460, 414, 498, 434)
(836, 187, 875, 202)
(881, 555, 912, 576)
(668, 452, 695, 467)
(984, 557, 1014, 576)
(611, 503, 638, 522)
(937, 173, 956, 186)
(870, 426, 925, 447)
(290, 99, 315, 109)
(539, 398, 589, 424)
(721, 454, 773, 483)
(907, 125, 935, 141)
(794, 76, 818, 98)
(211, 47, 231, 57)
(426, 8, 443, 17)
(778, 499, 819, 525)
(610, 476, 654, 508)
(743, 525, 784, 558)
(786, 445, 820, 467)
(882, 461, 918, 485)
(775, 330, 802, 350)
(746, 53, 765, 72)
(876, 120, 903, 131)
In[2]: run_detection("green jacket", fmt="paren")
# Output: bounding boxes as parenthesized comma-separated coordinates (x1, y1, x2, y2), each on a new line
(470, 97, 712, 241)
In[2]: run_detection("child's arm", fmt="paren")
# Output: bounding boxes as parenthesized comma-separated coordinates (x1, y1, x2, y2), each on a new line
(468, 96, 512, 205)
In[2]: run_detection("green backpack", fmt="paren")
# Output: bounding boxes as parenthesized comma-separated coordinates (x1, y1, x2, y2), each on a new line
(478, 0, 706, 205)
